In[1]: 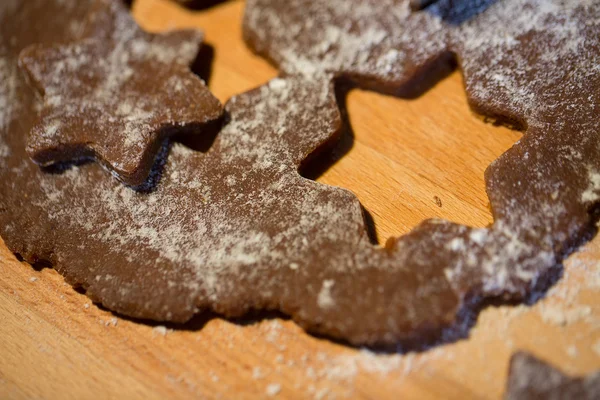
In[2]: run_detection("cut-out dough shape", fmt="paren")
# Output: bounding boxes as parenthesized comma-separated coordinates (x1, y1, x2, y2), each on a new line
(19, 0, 222, 185)
(0, 0, 599, 346)
(504, 352, 600, 400)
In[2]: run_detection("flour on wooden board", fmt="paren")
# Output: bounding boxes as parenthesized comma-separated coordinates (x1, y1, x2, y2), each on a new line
(238, 254, 599, 398)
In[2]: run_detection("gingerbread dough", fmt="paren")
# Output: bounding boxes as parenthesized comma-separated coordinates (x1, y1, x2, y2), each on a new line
(505, 352, 600, 400)
(0, 0, 599, 346)
(241, 0, 600, 341)
(19, 0, 222, 186)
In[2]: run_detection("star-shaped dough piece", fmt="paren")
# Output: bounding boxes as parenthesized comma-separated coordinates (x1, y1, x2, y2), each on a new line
(19, 0, 223, 186)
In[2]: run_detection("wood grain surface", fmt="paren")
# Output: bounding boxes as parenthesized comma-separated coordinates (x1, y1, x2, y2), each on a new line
(1, 1, 599, 399)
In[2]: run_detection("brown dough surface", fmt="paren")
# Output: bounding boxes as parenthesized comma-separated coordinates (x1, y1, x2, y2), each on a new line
(241, 0, 600, 341)
(504, 352, 600, 400)
(19, 0, 222, 186)
(0, 0, 599, 346)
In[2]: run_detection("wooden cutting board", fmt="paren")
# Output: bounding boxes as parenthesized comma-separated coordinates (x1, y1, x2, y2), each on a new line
(1, 1, 599, 398)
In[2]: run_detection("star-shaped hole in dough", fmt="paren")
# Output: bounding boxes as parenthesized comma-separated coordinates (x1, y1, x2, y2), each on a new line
(18, 0, 223, 186)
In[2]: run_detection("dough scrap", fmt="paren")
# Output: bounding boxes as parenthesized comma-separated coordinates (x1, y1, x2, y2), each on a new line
(241, 0, 600, 340)
(505, 352, 600, 400)
(0, 0, 599, 346)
